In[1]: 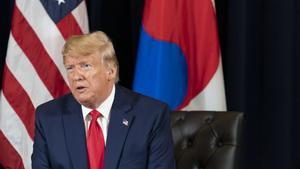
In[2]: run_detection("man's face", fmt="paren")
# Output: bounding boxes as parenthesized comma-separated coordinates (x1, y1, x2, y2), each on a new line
(64, 52, 115, 108)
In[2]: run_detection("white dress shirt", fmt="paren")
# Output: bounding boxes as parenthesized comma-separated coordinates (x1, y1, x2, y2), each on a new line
(81, 85, 115, 145)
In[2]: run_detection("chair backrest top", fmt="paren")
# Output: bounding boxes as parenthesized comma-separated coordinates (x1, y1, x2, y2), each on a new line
(171, 111, 243, 169)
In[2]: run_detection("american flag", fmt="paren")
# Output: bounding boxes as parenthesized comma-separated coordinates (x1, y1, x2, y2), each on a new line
(0, 0, 89, 168)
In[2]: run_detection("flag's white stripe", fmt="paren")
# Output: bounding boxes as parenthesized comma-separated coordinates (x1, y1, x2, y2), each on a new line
(0, 93, 33, 169)
(72, 1, 89, 34)
(182, 58, 227, 111)
(15, 0, 68, 85)
(211, 0, 216, 11)
(6, 35, 53, 108)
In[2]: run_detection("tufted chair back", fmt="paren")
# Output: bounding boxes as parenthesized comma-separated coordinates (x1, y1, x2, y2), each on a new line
(171, 111, 243, 169)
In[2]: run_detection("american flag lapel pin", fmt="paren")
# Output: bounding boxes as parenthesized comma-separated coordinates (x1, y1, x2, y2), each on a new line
(122, 118, 129, 127)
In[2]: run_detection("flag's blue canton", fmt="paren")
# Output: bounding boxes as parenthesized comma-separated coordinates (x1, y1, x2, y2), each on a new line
(40, 0, 82, 23)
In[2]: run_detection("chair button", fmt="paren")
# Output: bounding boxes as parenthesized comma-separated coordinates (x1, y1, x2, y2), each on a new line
(205, 117, 212, 124)
(217, 141, 223, 147)
(187, 139, 193, 148)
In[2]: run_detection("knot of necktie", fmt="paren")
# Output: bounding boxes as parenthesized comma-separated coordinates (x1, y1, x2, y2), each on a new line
(89, 109, 101, 121)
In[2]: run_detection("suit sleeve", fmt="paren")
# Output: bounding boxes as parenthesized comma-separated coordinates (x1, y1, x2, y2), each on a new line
(31, 106, 51, 169)
(147, 105, 176, 169)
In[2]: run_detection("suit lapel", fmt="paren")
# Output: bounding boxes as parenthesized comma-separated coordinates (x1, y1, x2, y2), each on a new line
(104, 86, 135, 169)
(62, 95, 88, 169)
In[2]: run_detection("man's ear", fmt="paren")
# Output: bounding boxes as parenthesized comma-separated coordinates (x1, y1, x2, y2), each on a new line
(107, 66, 117, 81)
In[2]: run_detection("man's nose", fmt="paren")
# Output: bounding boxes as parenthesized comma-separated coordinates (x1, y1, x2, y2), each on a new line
(72, 67, 84, 81)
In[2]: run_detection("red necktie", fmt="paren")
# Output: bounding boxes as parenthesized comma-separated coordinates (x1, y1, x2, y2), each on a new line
(87, 110, 105, 169)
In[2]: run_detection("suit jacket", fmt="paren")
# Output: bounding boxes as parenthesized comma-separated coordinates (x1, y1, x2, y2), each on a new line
(31, 85, 175, 169)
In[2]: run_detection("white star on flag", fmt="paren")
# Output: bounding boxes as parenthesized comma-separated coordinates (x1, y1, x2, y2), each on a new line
(57, 0, 65, 5)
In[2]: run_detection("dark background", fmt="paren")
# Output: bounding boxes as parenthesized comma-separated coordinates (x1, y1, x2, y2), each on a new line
(1, 0, 300, 168)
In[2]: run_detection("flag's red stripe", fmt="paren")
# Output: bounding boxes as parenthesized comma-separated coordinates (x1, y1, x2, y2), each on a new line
(57, 13, 83, 40)
(0, 131, 25, 169)
(2, 65, 35, 139)
(11, 6, 69, 98)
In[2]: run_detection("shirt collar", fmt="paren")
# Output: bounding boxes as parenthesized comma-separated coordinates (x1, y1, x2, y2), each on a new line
(82, 85, 115, 120)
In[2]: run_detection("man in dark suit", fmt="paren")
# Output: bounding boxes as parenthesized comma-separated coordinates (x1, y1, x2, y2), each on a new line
(31, 31, 175, 169)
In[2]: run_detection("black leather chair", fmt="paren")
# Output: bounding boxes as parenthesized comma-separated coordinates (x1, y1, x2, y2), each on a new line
(171, 111, 243, 169)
